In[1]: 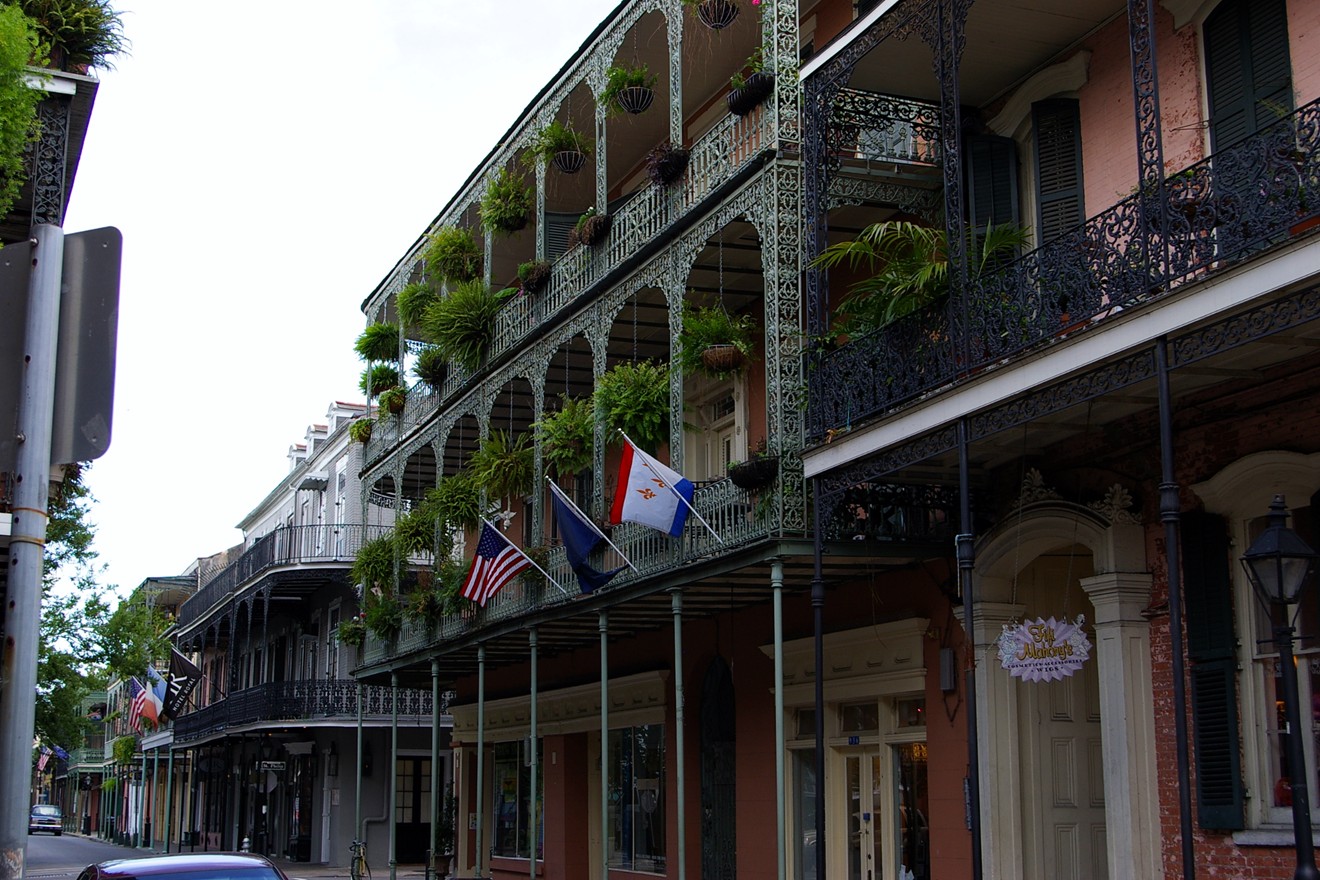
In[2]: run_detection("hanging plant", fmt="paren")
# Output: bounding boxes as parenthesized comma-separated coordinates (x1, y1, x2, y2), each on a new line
(728, 47, 774, 116)
(336, 615, 367, 648)
(397, 281, 438, 330)
(393, 504, 437, 558)
(421, 281, 513, 372)
(378, 386, 407, 416)
(727, 439, 779, 489)
(112, 736, 137, 764)
(677, 303, 757, 378)
(413, 346, 448, 393)
(535, 394, 595, 478)
(600, 63, 657, 116)
(426, 474, 483, 533)
(480, 168, 532, 236)
(526, 119, 593, 174)
(364, 589, 403, 642)
(683, 0, 740, 29)
(354, 322, 400, 362)
(646, 142, 690, 187)
(424, 227, 482, 284)
(360, 364, 400, 397)
(469, 430, 535, 500)
(517, 260, 552, 294)
(352, 535, 396, 594)
(568, 207, 612, 248)
(349, 418, 373, 444)
(596, 360, 671, 452)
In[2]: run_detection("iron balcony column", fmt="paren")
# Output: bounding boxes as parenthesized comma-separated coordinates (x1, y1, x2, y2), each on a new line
(957, 419, 983, 880)
(671, 592, 687, 880)
(431, 659, 440, 880)
(772, 560, 787, 880)
(389, 672, 399, 880)
(529, 628, 539, 880)
(600, 612, 610, 880)
(476, 644, 487, 879)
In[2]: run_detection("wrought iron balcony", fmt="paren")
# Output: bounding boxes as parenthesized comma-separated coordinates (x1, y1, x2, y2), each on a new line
(365, 109, 774, 462)
(177, 524, 391, 629)
(171, 679, 433, 744)
(808, 97, 1320, 439)
(66, 746, 107, 769)
(830, 88, 942, 171)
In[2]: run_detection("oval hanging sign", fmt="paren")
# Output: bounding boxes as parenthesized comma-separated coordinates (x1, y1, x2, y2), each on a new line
(996, 615, 1092, 682)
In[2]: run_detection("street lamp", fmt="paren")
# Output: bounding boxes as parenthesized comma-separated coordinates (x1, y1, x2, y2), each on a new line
(1241, 494, 1320, 880)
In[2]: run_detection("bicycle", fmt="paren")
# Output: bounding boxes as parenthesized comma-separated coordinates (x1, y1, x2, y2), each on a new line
(350, 839, 371, 880)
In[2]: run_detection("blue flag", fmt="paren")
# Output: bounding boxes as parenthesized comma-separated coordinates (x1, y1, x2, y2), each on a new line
(549, 482, 626, 593)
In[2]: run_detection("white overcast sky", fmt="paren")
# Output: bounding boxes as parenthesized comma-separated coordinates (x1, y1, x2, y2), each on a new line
(62, 0, 621, 598)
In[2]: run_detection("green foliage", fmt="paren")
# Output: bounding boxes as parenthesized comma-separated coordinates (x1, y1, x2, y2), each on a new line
(348, 418, 373, 444)
(413, 346, 448, 392)
(730, 45, 765, 90)
(336, 616, 366, 648)
(599, 63, 657, 112)
(352, 535, 396, 593)
(363, 590, 402, 642)
(468, 430, 534, 500)
(397, 281, 437, 329)
(377, 385, 406, 416)
(424, 226, 482, 285)
(595, 360, 670, 452)
(677, 304, 757, 377)
(421, 281, 511, 372)
(534, 394, 594, 478)
(111, 734, 136, 765)
(359, 363, 400, 396)
(0, 6, 44, 230)
(426, 474, 482, 533)
(810, 221, 1030, 333)
(517, 260, 551, 294)
(479, 168, 531, 236)
(354, 322, 400, 362)
(436, 786, 458, 855)
(393, 503, 438, 557)
(525, 118, 592, 164)
(99, 596, 169, 686)
(13, 0, 126, 71)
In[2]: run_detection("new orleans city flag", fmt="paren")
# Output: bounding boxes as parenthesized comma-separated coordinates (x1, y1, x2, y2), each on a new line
(609, 439, 694, 537)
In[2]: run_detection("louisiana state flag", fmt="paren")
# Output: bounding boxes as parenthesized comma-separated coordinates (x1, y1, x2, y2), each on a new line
(609, 439, 694, 537)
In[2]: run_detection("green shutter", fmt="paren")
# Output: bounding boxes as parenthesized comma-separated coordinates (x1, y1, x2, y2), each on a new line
(1032, 99, 1084, 243)
(966, 135, 1019, 231)
(1205, 0, 1293, 151)
(1181, 511, 1245, 830)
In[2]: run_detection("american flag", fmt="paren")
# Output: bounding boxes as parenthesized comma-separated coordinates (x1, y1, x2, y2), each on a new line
(36, 747, 51, 772)
(460, 522, 532, 607)
(128, 677, 147, 733)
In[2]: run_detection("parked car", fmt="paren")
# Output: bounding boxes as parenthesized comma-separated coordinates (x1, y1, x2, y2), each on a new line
(76, 854, 290, 880)
(28, 804, 61, 836)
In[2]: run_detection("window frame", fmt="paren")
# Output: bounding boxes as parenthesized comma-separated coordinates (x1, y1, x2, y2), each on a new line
(607, 723, 667, 874)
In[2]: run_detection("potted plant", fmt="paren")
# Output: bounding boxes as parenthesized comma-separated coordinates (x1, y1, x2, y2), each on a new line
(435, 786, 458, 876)
(360, 364, 401, 397)
(397, 280, 437, 330)
(517, 259, 552, 294)
(336, 615, 367, 648)
(426, 474, 483, 533)
(354, 322, 400, 362)
(683, 0, 740, 30)
(727, 47, 774, 116)
(469, 430, 534, 500)
(677, 303, 757, 378)
(527, 119, 593, 174)
(646, 142, 690, 187)
(600, 63, 657, 115)
(349, 418, 374, 445)
(727, 439, 779, 489)
(352, 535, 396, 594)
(480, 168, 532, 236)
(534, 394, 595, 478)
(425, 227, 482, 284)
(569, 206, 612, 248)
(421, 281, 513, 372)
(595, 360, 670, 452)
(378, 385, 407, 415)
(363, 588, 403, 642)
(413, 346, 448, 393)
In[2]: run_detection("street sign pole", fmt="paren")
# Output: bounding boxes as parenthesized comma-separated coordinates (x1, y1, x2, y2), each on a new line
(0, 226, 64, 880)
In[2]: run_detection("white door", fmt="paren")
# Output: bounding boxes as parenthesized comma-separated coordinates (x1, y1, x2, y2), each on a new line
(844, 752, 883, 880)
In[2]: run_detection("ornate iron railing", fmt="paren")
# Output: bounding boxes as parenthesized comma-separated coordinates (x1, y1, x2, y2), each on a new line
(829, 88, 942, 168)
(177, 524, 390, 629)
(171, 680, 432, 744)
(67, 746, 107, 769)
(809, 97, 1320, 438)
(365, 109, 773, 463)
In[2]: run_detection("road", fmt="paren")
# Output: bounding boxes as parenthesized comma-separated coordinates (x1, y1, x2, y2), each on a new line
(23, 834, 127, 878)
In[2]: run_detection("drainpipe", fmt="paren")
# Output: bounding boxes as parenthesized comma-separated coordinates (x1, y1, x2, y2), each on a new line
(431, 659, 440, 880)
(810, 480, 826, 880)
(957, 419, 983, 880)
(772, 561, 786, 880)
(599, 613, 610, 880)
(476, 646, 486, 879)
(670, 593, 686, 880)
(389, 672, 399, 880)
(529, 629, 539, 880)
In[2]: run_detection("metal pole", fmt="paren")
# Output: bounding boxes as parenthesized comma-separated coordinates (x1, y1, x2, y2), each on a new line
(1156, 339, 1196, 880)
(599, 612, 609, 880)
(670, 593, 686, 880)
(1274, 624, 1320, 880)
(389, 672, 399, 880)
(529, 629, 538, 880)
(140, 749, 149, 847)
(957, 421, 983, 880)
(771, 561, 786, 880)
(431, 660, 440, 880)
(164, 748, 175, 853)
(0, 226, 64, 880)
(355, 682, 364, 847)
(476, 645, 486, 879)
(810, 480, 826, 880)
(152, 747, 161, 850)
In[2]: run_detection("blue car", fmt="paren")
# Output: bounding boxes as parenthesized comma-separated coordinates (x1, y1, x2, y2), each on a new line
(28, 804, 62, 836)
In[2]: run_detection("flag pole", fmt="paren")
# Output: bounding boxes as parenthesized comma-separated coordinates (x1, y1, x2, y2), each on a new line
(546, 477, 639, 572)
(480, 518, 570, 595)
(618, 431, 724, 544)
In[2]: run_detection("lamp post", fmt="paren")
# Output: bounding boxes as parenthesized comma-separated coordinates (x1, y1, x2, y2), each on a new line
(1241, 494, 1320, 880)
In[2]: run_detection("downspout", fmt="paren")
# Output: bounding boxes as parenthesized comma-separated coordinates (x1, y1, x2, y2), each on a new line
(671, 593, 686, 880)
(957, 420, 983, 880)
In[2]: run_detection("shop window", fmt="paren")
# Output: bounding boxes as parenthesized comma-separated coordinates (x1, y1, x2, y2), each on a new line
(492, 740, 541, 859)
(608, 724, 666, 873)
(839, 701, 880, 734)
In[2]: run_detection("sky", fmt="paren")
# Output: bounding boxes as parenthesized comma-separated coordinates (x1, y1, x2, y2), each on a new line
(62, 0, 621, 598)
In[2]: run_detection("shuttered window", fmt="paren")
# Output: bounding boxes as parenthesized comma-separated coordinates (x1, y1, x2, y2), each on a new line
(1032, 99, 1084, 243)
(1182, 510, 1246, 830)
(1204, 0, 1293, 151)
(966, 135, 1019, 232)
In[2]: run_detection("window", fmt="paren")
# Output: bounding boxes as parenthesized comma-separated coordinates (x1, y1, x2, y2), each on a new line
(608, 724, 666, 873)
(1031, 99, 1084, 242)
(1203, 0, 1292, 152)
(492, 739, 541, 859)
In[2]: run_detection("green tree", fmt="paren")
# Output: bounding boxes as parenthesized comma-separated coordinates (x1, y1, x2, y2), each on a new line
(0, 5, 44, 226)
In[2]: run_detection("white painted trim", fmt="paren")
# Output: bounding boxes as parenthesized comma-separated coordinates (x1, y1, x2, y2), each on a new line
(804, 236, 1320, 479)
(1160, 0, 1219, 30)
(799, 0, 904, 82)
(987, 51, 1091, 139)
(449, 670, 669, 739)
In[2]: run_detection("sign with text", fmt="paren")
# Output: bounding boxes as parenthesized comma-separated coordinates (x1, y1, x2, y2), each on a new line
(996, 616, 1092, 682)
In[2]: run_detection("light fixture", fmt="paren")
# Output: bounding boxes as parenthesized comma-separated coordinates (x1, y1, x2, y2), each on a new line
(1241, 495, 1318, 606)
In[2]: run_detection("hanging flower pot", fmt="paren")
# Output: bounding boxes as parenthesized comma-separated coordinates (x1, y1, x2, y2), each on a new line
(554, 150, 587, 174)
(697, 0, 740, 29)
(728, 456, 779, 490)
(617, 86, 655, 115)
(727, 72, 775, 117)
(646, 142, 690, 187)
(700, 343, 746, 374)
(569, 209, 612, 248)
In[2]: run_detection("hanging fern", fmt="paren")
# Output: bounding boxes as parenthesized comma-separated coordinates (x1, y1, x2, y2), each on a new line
(397, 281, 437, 329)
(595, 360, 671, 452)
(413, 346, 448, 393)
(535, 395, 595, 477)
(479, 168, 532, 236)
(421, 281, 512, 372)
(393, 504, 437, 557)
(426, 474, 483, 533)
(354, 322, 400, 362)
(469, 430, 534, 500)
(351, 535, 396, 593)
(424, 227, 482, 285)
(359, 364, 400, 397)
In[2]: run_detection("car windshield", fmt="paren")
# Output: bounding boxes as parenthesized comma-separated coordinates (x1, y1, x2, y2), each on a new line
(123, 872, 282, 880)
(32, 806, 60, 817)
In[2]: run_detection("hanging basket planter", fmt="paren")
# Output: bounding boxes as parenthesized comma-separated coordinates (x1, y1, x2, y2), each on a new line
(646, 143, 690, 187)
(728, 457, 779, 490)
(727, 72, 775, 117)
(697, 0, 740, 29)
(569, 211, 612, 248)
(553, 150, 588, 174)
(700, 343, 746, 374)
(617, 86, 655, 115)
